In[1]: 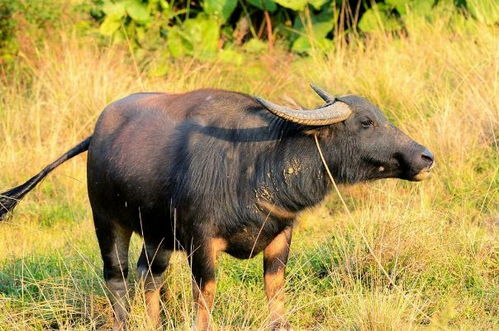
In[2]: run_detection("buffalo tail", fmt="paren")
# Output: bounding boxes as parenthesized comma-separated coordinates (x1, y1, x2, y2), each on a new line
(0, 136, 92, 221)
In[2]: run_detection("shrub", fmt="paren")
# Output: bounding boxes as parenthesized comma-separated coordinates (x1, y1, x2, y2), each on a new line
(88, 0, 499, 59)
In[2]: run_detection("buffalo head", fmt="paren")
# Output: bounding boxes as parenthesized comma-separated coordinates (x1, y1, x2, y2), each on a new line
(256, 85, 434, 184)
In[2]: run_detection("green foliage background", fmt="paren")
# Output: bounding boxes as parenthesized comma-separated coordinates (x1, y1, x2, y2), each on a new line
(0, 0, 497, 68)
(89, 0, 498, 58)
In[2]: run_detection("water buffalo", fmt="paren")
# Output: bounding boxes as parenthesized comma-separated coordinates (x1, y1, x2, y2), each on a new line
(0, 85, 434, 330)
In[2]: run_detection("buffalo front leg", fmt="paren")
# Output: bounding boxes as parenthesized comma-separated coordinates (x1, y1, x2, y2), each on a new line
(264, 226, 293, 331)
(188, 237, 226, 331)
(137, 238, 172, 327)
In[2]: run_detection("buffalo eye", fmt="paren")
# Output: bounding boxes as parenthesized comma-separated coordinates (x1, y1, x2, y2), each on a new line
(361, 118, 374, 128)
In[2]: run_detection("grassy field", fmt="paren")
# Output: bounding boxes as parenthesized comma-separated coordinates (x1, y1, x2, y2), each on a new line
(0, 10, 498, 331)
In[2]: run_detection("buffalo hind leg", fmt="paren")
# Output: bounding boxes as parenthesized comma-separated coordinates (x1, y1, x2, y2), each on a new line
(264, 226, 293, 331)
(94, 216, 133, 331)
(189, 237, 226, 331)
(136, 238, 172, 327)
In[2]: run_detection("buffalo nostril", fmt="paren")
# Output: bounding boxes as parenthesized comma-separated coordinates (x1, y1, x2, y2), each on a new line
(421, 148, 434, 165)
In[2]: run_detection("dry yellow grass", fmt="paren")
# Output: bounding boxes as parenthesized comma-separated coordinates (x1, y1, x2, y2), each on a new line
(0, 8, 497, 330)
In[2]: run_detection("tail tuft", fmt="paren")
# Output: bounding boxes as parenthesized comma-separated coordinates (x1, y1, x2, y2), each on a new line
(0, 182, 32, 220)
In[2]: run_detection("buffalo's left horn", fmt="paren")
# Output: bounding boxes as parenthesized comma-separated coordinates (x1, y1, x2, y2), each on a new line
(310, 83, 335, 103)
(255, 96, 352, 126)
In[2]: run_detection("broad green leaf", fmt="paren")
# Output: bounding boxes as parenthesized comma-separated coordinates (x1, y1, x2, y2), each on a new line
(291, 36, 331, 54)
(113, 29, 127, 43)
(358, 5, 401, 32)
(99, 16, 121, 36)
(291, 6, 333, 53)
(310, 21, 332, 38)
(243, 38, 268, 53)
(159, 0, 169, 10)
(204, 0, 238, 23)
(247, 0, 277, 12)
(291, 35, 311, 53)
(102, 1, 126, 19)
(184, 14, 220, 58)
(148, 0, 169, 10)
(293, 6, 333, 36)
(467, 0, 499, 24)
(385, 0, 410, 7)
(309, 0, 328, 10)
(135, 26, 146, 40)
(315, 38, 332, 53)
(218, 49, 244, 65)
(410, 0, 434, 15)
(358, 9, 381, 32)
(166, 26, 192, 58)
(395, 0, 434, 16)
(125, 0, 150, 24)
(275, 0, 308, 11)
(166, 14, 220, 59)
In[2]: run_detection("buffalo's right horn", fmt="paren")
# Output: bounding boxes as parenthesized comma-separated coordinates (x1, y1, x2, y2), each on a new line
(310, 83, 335, 103)
(255, 96, 352, 126)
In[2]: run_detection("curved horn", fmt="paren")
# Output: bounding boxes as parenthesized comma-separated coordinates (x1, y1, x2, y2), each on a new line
(310, 83, 335, 103)
(254, 96, 352, 126)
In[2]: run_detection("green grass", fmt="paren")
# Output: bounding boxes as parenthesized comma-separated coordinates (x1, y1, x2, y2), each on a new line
(0, 9, 498, 330)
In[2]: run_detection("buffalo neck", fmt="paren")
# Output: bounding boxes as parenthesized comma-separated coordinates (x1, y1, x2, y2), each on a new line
(253, 127, 332, 214)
